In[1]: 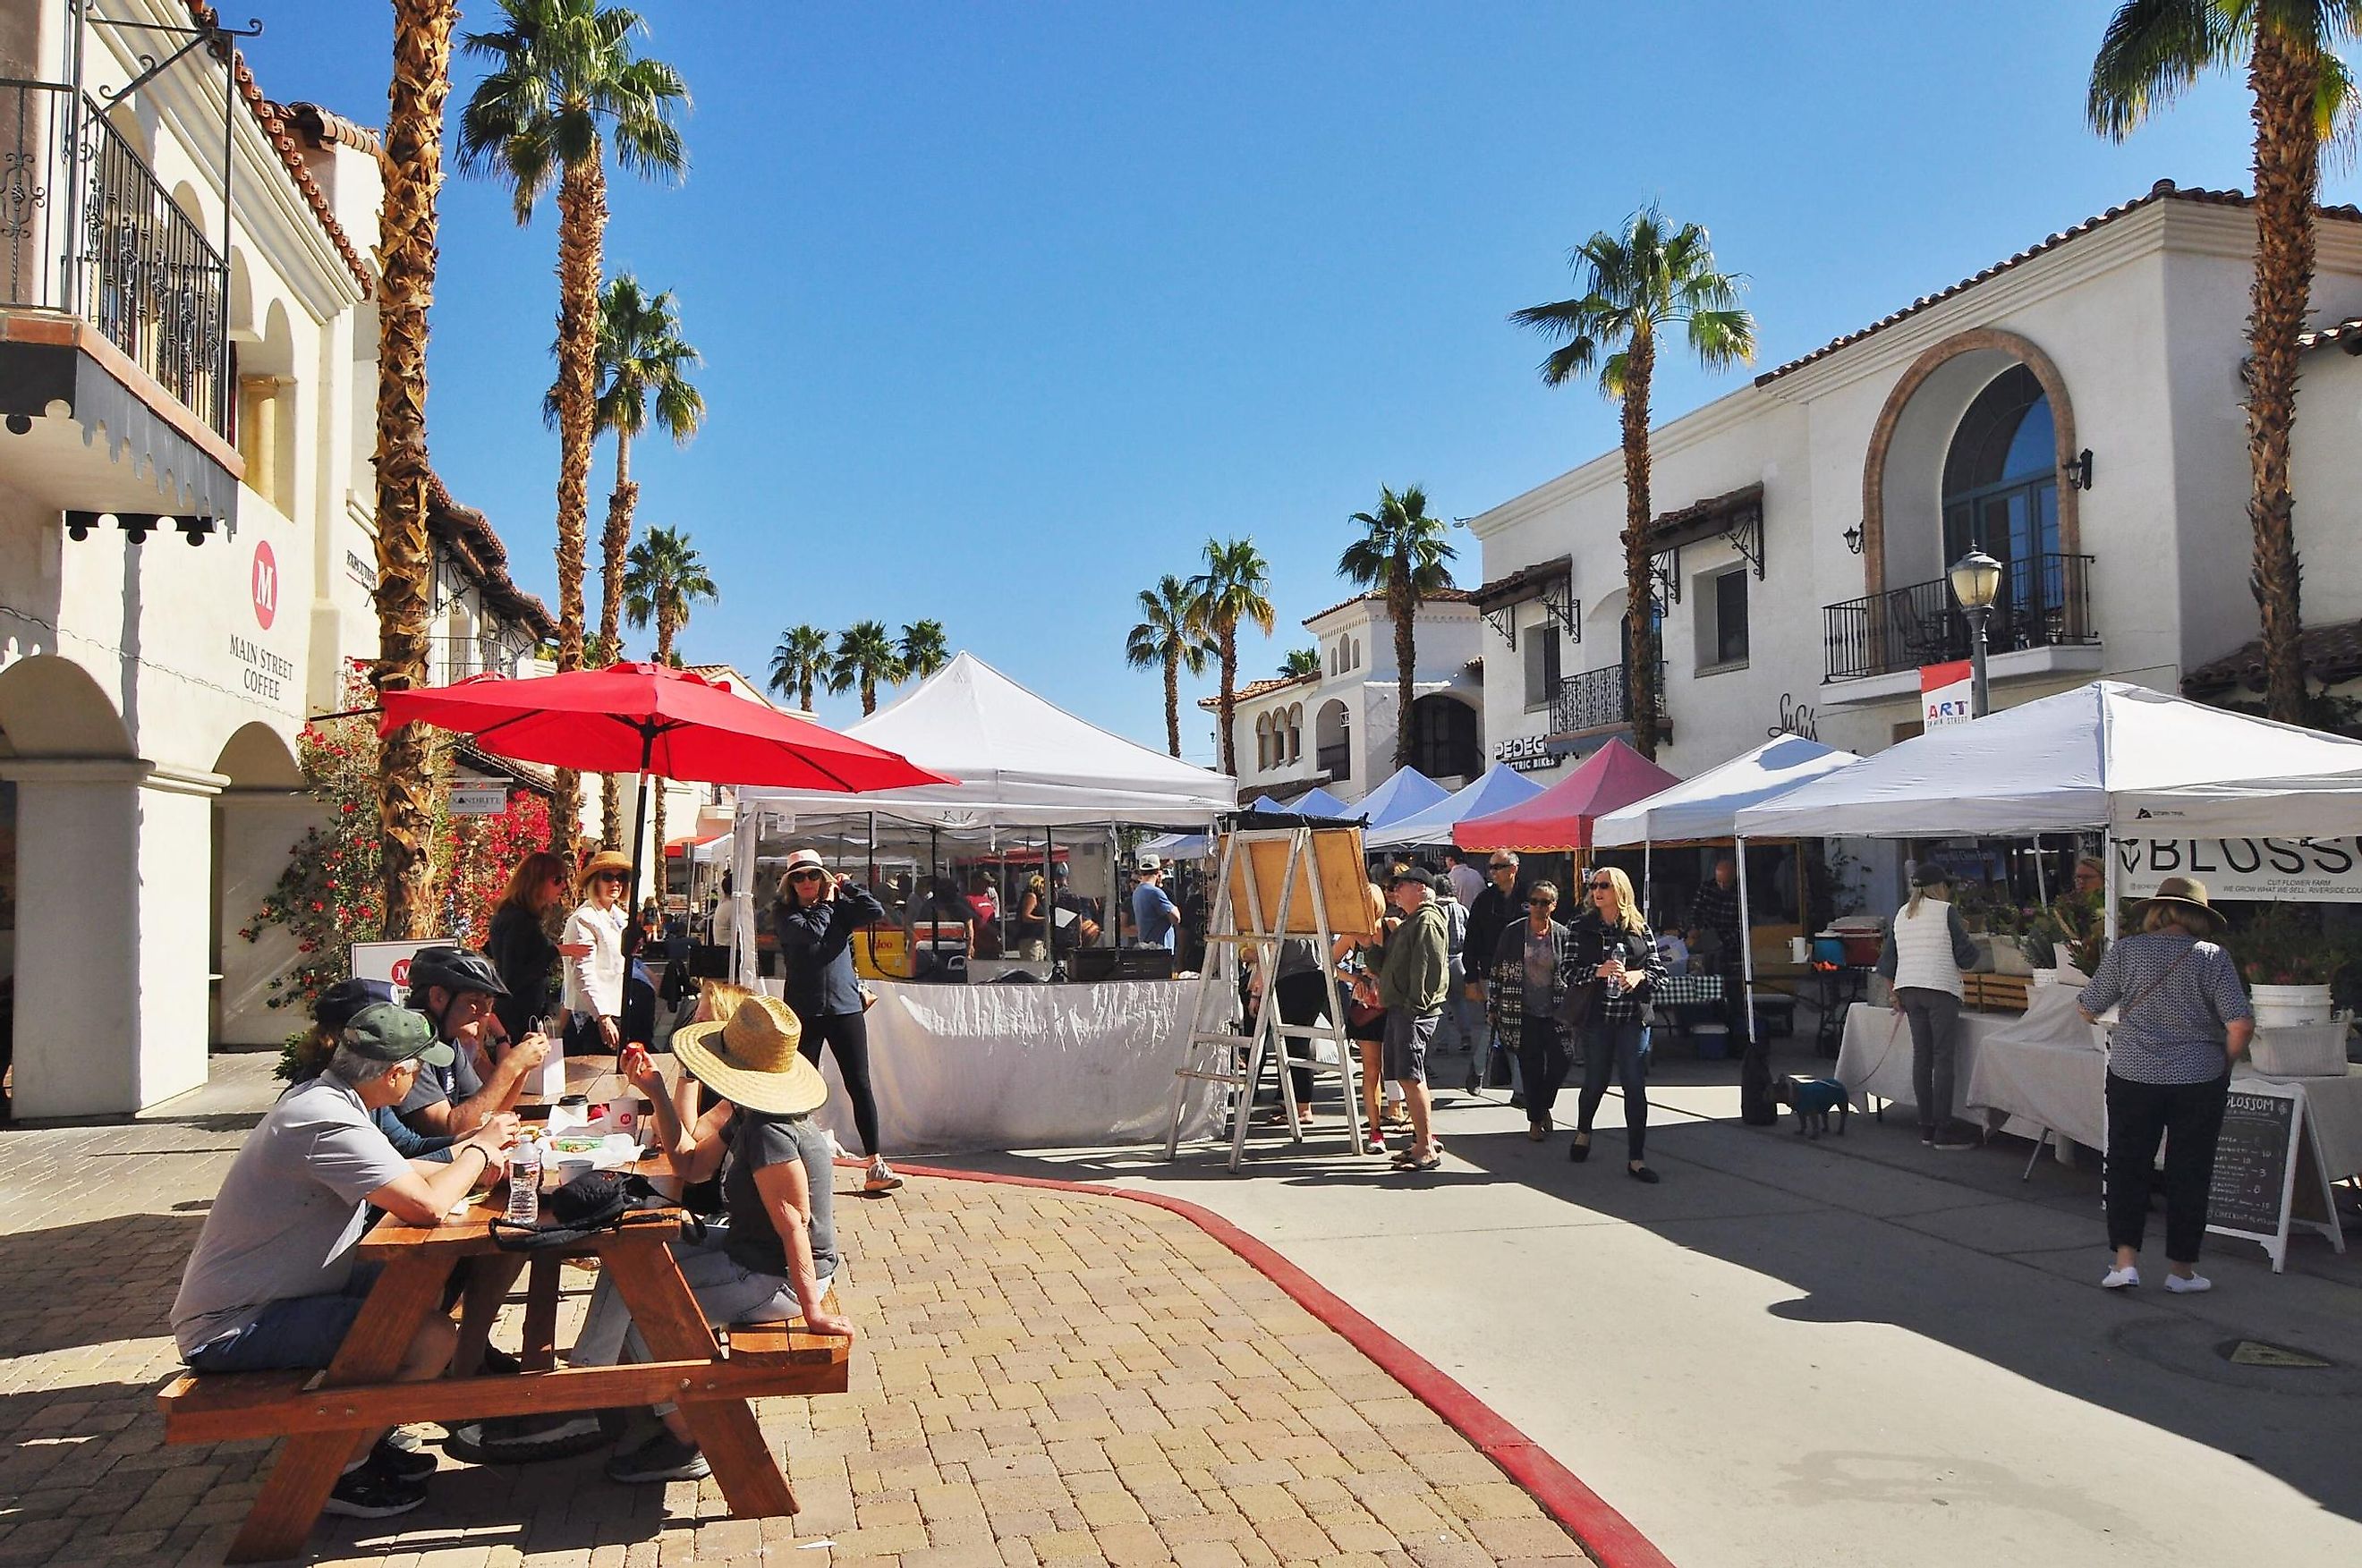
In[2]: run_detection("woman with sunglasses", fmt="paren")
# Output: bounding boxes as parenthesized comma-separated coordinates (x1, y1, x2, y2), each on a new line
(488, 852, 595, 1047)
(773, 848, 900, 1192)
(1487, 880, 1579, 1141)
(564, 850, 635, 1053)
(1569, 865, 1669, 1182)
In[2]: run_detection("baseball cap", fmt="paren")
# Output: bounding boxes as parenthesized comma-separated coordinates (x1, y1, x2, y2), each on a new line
(315, 976, 397, 1033)
(1137, 854, 1162, 872)
(1388, 867, 1440, 892)
(343, 1003, 455, 1067)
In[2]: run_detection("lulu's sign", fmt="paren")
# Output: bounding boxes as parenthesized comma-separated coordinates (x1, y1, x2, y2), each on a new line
(2112, 835, 2362, 903)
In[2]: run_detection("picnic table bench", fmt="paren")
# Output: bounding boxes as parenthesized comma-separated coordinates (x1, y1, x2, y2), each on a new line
(157, 1168, 849, 1564)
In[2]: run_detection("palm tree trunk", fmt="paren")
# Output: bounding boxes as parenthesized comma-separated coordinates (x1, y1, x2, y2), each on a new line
(2247, 29, 2316, 725)
(549, 149, 609, 858)
(1621, 329, 1660, 759)
(799, 673, 813, 711)
(1217, 626, 1239, 776)
(1163, 648, 1181, 758)
(1392, 578, 1417, 769)
(598, 432, 637, 848)
(862, 674, 877, 716)
(372, 0, 456, 938)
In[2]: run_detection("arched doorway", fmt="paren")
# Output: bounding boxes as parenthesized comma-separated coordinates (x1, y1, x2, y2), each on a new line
(212, 722, 315, 1047)
(1315, 699, 1351, 783)
(1409, 694, 1480, 782)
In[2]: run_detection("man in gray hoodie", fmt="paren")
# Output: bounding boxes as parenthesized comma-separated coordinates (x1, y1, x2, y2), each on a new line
(1373, 867, 1451, 1170)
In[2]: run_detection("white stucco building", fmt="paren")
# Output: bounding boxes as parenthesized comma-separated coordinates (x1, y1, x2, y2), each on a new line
(1471, 181, 2362, 782)
(0, 2, 552, 1114)
(1204, 589, 1483, 801)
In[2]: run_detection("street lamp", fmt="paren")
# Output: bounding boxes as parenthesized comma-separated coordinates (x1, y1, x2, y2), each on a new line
(1948, 547, 2003, 718)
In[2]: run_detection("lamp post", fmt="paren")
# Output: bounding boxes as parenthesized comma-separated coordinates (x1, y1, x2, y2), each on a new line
(1948, 547, 2003, 718)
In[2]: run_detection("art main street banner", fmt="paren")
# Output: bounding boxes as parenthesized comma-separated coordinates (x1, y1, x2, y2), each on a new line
(2111, 835, 2362, 902)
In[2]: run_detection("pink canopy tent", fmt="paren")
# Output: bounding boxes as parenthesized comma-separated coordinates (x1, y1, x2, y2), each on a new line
(1453, 739, 1681, 852)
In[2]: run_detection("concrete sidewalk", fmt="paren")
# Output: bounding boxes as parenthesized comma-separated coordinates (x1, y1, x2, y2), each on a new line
(973, 1055, 2362, 1568)
(0, 1055, 1591, 1567)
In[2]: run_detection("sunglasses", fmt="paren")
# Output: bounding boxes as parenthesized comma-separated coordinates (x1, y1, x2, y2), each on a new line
(1527, 898, 1555, 908)
(592, 871, 628, 884)
(1588, 880, 1615, 891)
(788, 869, 827, 882)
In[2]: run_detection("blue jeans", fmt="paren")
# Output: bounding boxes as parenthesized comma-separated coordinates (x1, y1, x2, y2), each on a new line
(183, 1264, 381, 1373)
(1577, 1018, 1651, 1161)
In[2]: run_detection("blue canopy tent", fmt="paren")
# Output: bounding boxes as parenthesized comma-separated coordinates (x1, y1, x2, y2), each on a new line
(1363, 763, 1547, 851)
(1355, 767, 1449, 833)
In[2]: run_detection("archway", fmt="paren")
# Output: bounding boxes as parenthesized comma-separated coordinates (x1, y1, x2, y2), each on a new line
(211, 722, 317, 1047)
(1409, 693, 1481, 783)
(1315, 699, 1351, 783)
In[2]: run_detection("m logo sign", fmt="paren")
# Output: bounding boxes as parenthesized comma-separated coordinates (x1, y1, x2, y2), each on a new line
(251, 540, 279, 631)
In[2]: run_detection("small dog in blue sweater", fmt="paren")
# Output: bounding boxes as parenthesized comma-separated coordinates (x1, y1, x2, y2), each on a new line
(1772, 1075, 1849, 1140)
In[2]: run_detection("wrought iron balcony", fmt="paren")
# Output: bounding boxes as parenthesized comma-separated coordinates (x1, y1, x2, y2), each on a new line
(429, 634, 527, 682)
(1, 81, 230, 432)
(1822, 553, 2096, 682)
(1316, 742, 1350, 781)
(1551, 663, 1666, 733)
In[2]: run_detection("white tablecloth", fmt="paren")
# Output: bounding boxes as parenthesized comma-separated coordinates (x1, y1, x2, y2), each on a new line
(1835, 1003, 2011, 1114)
(757, 977, 1220, 1154)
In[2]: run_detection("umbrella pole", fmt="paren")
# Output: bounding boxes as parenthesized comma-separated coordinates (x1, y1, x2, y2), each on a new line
(625, 729, 654, 917)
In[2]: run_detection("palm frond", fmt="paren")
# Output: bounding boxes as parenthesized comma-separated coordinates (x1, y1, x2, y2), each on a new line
(2087, 0, 2232, 140)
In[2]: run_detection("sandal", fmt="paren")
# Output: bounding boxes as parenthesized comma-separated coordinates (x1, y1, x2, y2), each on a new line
(1391, 1150, 1443, 1173)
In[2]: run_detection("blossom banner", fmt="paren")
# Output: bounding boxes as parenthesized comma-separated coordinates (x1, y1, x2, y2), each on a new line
(2111, 835, 2362, 903)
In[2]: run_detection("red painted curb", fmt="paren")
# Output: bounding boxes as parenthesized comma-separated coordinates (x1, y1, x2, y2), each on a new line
(893, 1161, 1678, 1568)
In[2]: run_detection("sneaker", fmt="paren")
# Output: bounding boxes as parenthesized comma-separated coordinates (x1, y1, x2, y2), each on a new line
(606, 1429, 710, 1484)
(1932, 1132, 1979, 1151)
(2101, 1266, 2140, 1290)
(864, 1157, 903, 1193)
(323, 1462, 428, 1519)
(370, 1435, 438, 1482)
(1919, 1128, 1937, 1147)
(2164, 1272, 2213, 1294)
(450, 1411, 607, 1464)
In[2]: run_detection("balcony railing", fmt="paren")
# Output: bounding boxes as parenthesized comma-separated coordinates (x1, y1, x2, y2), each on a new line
(1, 81, 230, 432)
(1316, 742, 1349, 781)
(429, 635, 526, 682)
(1551, 663, 1667, 733)
(1822, 553, 2095, 682)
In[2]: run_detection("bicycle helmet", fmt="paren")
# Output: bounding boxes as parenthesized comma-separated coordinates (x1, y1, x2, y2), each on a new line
(314, 976, 398, 1033)
(404, 945, 510, 1002)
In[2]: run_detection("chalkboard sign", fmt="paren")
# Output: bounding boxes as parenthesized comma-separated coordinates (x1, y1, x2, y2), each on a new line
(2207, 1089, 2298, 1237)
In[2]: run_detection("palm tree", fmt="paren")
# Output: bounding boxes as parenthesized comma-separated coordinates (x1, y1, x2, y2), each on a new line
(1513, 208, 1754, 760)
(373, 0, 460, 934)
(2090, 4, 2359, 725)
(829, 621, 905, 716)
(459, 0, 689, 848)
(1339, 484, 1457, 768)
(1189, 538, 1276, 776)
(1126, 574, 1215, 758)
(624, 525, 717, 867)
(897, 620, 952, 682)
(1279, 647, 1322, 678)
(769, 623, 832, 712)
(563, 275, 702, 840)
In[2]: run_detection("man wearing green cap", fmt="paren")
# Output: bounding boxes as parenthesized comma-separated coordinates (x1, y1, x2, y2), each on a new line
(171, 1004, 519, 1518)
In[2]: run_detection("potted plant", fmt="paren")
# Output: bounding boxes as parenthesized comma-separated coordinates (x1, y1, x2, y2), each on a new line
(2227, 904, 2349, 1026)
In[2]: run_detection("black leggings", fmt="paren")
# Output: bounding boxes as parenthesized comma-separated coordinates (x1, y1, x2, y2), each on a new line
(2105, 1069, 2230, 1264)
(801, 1010, 880, 1157)
(1577, 1017, 1650, 1161)
(1272, 970, 1332, 1106)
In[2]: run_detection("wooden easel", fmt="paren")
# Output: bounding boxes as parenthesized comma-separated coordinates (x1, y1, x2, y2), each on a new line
(1163, 825, 1366, 1170)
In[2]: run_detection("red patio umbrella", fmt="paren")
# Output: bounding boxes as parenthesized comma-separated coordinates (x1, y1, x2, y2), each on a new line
(1453, 738, 1680, 853)
(380, 662, 953, 904)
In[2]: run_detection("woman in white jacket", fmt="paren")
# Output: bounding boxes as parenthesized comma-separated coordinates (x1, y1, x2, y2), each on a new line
(565, 850, 633, 1051)
(1875, 863, 1983, 1149)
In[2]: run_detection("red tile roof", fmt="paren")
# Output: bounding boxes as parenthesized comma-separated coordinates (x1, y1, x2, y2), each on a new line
(2299, 315, 2362, 352)
(2184, 619, 2362, 696)
(1301, 586, 1472, 627)
(1196, 672, 1318, 712)
(426, 473, 557, 641)
(1757, 182, 2362, 386)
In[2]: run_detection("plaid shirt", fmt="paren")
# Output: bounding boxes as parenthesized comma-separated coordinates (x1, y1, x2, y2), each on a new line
(1687, 880, 1744, 964)
(1486, 918, 1575, 1036)
(1576, 915, 1669, 1027)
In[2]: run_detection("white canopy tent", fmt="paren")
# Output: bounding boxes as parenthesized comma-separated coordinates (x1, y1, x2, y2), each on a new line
(1594, 735, 1860, 847)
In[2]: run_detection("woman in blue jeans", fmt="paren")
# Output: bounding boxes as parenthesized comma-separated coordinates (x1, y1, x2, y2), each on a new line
(1570, 866, 1669, 1182)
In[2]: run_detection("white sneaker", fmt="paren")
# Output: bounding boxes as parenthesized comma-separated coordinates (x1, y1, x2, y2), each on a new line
(2164, 1272, 2212, 1294)
(863, 1157, 902, 1193)
(2101, 1266, 2140, 1290)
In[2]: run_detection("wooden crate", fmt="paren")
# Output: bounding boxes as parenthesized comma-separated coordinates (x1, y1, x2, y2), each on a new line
(1964, 972, 2028, 1013)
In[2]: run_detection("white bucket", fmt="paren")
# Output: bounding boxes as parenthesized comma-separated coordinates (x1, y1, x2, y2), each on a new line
(2251, 983, 2334, 1029)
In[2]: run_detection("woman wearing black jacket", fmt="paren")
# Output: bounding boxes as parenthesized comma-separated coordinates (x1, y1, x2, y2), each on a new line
(1487, 880, 1580, 1140)
(486, 852, 590, 1046)
(772, 849, 898, 1191)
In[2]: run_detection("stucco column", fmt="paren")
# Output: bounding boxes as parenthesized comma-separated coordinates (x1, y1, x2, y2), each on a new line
(215, 789, 326, 1047)
(2, 759, 226, 1117)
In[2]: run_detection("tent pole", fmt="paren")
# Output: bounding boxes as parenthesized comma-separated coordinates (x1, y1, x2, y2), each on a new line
(1643, 840, 1653, 925)
(2032, 834, 2049, 905)
(1735, 835, 1757, 1055)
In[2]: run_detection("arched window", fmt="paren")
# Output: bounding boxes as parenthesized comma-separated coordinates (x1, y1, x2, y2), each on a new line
(1287, 703, 1303, 762)
(1942, 364, 2059, 619)
(1315, 699, 1351, 782)
(1254, 713, 1270, 771)
(1410, 695, 1481, 780)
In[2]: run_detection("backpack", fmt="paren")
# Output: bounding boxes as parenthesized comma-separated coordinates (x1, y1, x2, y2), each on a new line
(1441, 896, 1470, 984)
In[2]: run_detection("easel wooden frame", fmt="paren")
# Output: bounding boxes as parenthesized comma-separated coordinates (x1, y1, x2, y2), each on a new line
(1165, 825, 1369, 1170)
(2206, 1080, 2346, 1274)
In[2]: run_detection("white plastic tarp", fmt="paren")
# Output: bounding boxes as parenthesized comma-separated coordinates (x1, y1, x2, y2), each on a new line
(733, 652, 1236, 830)
(1364, 763, 1546, 850)
(782, 978, 1219, 1152)
(1355, 767, 1449, 830)
(1733, 681, 2362, 839)
(1593, 735, 1860, 846)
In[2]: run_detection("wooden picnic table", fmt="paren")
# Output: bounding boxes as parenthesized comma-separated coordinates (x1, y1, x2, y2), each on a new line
(158, 1155, 846, 1564)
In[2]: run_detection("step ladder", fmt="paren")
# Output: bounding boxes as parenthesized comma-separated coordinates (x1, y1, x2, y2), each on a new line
(1163, 824, 1365, 1169)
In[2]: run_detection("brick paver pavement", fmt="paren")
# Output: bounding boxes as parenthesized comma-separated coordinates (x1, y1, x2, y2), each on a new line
(0, 1063, 1590, 1567)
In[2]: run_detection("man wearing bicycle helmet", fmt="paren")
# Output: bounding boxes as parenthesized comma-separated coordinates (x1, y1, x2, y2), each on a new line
(396, 946, 550, 1139)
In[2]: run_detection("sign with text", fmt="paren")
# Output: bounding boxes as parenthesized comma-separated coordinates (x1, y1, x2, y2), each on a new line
(349, 937, 458, 996)
(2206, 1082, 2342, 1273)
(448, 784, 510, 817)
(2111, 835, 2362, 902)
(1494, 733, 1568, 774)
(1920, 660, 1973, 729)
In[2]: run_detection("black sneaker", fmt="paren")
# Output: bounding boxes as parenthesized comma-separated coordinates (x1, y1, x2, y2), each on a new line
(449, 1412, 607, 1465)
(370, 1435, 438, 1482)
(324, 1462, 428, 1519)
(479, 1344, 524, 1376)
(606, 1430, 710, 1483)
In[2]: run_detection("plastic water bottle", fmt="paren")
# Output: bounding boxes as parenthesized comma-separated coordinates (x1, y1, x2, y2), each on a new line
(506, 1137, 541, 1225)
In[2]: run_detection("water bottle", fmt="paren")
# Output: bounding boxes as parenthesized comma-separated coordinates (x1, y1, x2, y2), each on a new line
(506, 1136, 541, 1225)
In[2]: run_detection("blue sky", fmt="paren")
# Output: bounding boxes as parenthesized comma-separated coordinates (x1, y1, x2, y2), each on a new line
(242, 2, 2350, 764)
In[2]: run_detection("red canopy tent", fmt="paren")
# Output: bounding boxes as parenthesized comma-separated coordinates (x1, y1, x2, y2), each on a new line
(1453, 739, 1680, 853)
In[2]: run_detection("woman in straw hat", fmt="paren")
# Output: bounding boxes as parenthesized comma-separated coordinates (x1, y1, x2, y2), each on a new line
(2077, 875, 2254, 1294)
(563, 850, 634, 1054)
(571, 994, 855, 1483)
(773, 847, 899, 1192)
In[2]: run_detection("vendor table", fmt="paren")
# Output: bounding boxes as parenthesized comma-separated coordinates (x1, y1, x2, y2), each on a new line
(754, 977, 1222, 1152)
(159, 1173, 842, 1563)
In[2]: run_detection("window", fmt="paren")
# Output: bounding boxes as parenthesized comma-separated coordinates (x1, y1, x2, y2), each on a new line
(1411, 696, 1481, 779)
(1287, 704, 1303, 762)
(1695, 567, 1748, 672)
(1255, 714, 1270, 771)
(1941, 364, 2060, 619)
(1523, 624, 1561, 710)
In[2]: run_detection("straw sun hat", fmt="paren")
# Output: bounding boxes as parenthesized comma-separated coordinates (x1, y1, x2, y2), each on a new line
(578, 849, 633, 889)
(2132, 874, 2227, 935)
(670, 995, 828, 1116)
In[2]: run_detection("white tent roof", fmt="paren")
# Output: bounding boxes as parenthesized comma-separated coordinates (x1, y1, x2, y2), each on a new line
(1593, 736, 1860, 846)
(1733, 681, 2362, 839)
(734, 652, 1237, 827)
(1365, 763, 1547, 850)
